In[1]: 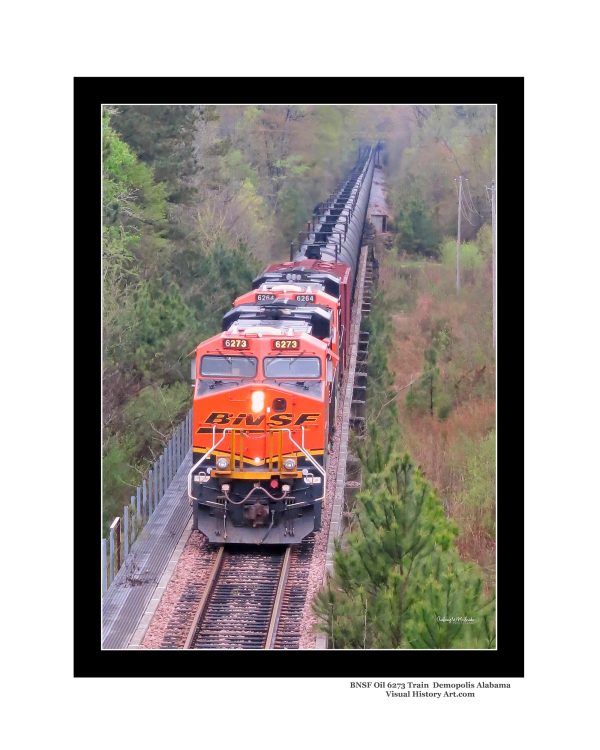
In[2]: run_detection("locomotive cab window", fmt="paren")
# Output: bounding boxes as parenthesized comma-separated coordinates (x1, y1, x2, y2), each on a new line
(263, 356, 321, 378)
(200, 355, 257, 378)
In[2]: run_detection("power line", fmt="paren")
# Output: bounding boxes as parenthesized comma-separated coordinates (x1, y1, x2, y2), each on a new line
(460, 199, 478, 226)
(463, 179, 478, 214)
(463, 179, 475, 209)
(455, 176, 480, 223)
(458, 182, 478, 225)
(464, 178, 482, 217)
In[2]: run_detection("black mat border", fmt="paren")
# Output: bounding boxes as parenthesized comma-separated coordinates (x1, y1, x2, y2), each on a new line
(75, 77, 523, 677)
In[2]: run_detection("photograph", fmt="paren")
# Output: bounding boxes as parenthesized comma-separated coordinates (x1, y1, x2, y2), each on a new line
(96, 97, 505, 658)
(8, 1, 599, 742)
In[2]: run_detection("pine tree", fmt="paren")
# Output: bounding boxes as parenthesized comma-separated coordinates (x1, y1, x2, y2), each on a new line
(406, 552, 495, 648)
(406, 344, 439, 416)
(314, 452, 495, 648)
(394, 188, 439, 256)
(406, 321, 453, 418)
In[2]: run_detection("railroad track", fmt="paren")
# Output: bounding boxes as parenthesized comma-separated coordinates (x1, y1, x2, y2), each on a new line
(183, 545, 293, 649)
(152, 249, 372, 651)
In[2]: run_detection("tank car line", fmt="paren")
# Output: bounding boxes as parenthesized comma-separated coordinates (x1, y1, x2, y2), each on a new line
(188, 146, 375, 544)
(292, 145, 375, 288)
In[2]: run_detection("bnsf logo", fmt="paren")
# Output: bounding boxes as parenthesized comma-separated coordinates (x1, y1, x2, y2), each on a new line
(201, 412, 320, 427)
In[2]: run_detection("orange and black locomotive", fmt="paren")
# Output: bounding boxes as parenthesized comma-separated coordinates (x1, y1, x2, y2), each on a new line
(188, 146, 375, 544)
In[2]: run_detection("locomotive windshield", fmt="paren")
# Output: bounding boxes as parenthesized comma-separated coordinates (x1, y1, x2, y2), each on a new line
(200, 355, 257, 378)
(263, 356, 321, 378)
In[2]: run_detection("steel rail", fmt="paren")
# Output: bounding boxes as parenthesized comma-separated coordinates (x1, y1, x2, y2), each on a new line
(183, 545, 292, 649)
(264, 546, 292, 649)
(183, 545, 224, 649)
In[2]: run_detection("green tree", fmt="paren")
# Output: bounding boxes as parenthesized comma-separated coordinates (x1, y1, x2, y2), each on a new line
(110, 105, 198, 203)
(394, 187, 439, 255)
(103, 110, 168, 232)
(314, 452, 495, 648)
(406, 344, 440, 416)
(405, 319, 453, 419)
(405, 551, 496, 648)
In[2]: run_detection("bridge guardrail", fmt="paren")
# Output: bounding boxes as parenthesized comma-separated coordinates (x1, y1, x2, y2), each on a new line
(101, 409, 192, 593)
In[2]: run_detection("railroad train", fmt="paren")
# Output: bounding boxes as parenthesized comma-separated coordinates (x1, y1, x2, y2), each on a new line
(188, 145, 376, 544)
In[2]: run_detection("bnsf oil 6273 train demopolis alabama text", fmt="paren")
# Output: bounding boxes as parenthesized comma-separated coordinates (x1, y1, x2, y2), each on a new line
(187, 146, 376, 544)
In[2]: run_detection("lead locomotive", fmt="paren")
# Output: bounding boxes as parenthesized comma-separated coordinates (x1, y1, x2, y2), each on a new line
(188, 147, 375, 544)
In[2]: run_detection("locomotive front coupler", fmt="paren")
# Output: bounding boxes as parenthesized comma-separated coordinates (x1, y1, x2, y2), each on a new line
(219, 483, 291, 505)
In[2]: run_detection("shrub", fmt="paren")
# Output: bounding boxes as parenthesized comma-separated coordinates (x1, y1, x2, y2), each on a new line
(437, 399, 453, 421)
(440, 238, 484, 272)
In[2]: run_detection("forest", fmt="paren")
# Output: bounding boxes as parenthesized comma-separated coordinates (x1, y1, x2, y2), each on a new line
(103, 104, 496, 647)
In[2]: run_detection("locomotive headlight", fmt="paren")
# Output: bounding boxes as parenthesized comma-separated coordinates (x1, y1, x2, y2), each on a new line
(283, 457, 297, 471)
(251, 390, 265, 413)
(216, 457, 230, 470)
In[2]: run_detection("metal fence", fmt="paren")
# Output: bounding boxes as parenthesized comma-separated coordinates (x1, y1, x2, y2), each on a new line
(101, 409, 192, 594)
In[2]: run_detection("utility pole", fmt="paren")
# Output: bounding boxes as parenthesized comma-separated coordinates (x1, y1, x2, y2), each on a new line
(455, 175, 463, 294)
(490, 180, 497, 350)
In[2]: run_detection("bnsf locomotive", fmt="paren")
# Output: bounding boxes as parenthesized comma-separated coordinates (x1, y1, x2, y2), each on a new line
(188, 146, 375, 544)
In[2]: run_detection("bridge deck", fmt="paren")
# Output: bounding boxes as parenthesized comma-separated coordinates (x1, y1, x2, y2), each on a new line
(101, 453, 192, 649)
